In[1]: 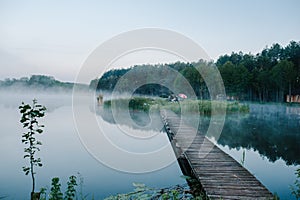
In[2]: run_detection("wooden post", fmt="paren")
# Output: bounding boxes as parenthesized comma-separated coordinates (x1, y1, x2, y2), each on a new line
(31, 192, 40, 200)
(97, 94, 103, 105)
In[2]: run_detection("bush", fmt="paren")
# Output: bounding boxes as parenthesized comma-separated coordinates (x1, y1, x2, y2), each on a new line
(40, 175, 78, 200)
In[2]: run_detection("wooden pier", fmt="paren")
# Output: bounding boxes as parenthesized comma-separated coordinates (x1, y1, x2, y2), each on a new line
(160, 109, 273, 200)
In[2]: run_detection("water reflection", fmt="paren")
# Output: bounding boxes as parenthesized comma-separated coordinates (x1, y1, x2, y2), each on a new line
(0, 91, 72, 112)
(93, 105, 164, 132)
(217, 103, 300, 166)
(96, 103, 300, 166)
(0, 94, 186, 199)
(94, 102, 300, 199)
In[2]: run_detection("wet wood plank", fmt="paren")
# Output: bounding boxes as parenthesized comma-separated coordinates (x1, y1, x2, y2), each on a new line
(160, 109, 274, 200)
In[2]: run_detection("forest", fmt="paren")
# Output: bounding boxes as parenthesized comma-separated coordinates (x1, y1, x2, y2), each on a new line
(91, 41, 300, 103)
(0, 75, 87, 92)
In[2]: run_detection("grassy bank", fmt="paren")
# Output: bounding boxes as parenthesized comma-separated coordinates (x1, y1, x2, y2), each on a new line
(103, 97, 249, 115)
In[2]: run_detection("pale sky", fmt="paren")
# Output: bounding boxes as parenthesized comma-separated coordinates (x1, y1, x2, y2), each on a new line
(0, 0, 299, 83)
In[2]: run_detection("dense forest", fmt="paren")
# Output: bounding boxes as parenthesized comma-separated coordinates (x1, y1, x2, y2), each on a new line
(0, 75, 87, 92)
(90, 41, 300, 103)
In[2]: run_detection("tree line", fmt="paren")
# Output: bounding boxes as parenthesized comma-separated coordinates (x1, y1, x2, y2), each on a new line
(0, 75, 88, 92)
(1, 75, 73, 89)
(90, 41, 300, 103)
(216, 41, 300, 102)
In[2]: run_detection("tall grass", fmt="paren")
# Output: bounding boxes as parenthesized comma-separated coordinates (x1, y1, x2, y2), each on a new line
(103, 97, 249, 115)
(161, 100, 249, 115)
(104, 97, 157, 112)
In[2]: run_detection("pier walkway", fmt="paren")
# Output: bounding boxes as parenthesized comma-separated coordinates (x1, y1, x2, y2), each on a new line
(160, 109, 273, 200)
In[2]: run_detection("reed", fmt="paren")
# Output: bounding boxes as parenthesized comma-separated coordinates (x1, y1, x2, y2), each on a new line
(104, 97, 250, 115)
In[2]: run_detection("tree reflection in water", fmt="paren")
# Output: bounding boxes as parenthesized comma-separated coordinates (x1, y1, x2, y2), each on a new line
(95, 103, 300, 166)
(215, 103, 300, 166)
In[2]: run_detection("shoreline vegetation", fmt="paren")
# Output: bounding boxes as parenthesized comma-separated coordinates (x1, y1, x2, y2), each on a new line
(0, 75, 88, 92)
(91, 41, 300, 104)
(37, 175, 206, 200)
(103, 97, 250, 115)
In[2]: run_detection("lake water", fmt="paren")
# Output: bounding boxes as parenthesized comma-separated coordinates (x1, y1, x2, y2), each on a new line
(222, 103, 300, 200)
(0, 93, 299, 199)
(0, 93, 185, 199)
(196, 103, 300, 200)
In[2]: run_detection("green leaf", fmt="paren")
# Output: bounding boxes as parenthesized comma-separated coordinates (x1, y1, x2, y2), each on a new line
(180, 175, 192, 180)
(20, 118, 27, 123)
(22, 166, 30, 175)
(23, 122, 29, 127)
(36, 129, 43, 133)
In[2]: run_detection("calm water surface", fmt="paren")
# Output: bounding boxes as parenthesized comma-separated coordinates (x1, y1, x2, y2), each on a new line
(0, 93, 299, 199)
(0, 93, 185, 199)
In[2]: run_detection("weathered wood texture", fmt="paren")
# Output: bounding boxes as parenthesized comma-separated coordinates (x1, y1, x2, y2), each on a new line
(160, 109, 274, 200)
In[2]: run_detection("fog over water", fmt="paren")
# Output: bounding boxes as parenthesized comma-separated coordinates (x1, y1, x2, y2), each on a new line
(0, 92, 185, 199)
(95, 98, 300, 199)
(0, 91, 299, 199)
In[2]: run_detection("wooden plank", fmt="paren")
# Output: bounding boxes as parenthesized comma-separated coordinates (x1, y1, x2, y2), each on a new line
(160, 109, 273, 199)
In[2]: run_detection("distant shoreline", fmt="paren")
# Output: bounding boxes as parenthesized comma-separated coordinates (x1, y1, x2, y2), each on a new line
(0, 75, 89, 92)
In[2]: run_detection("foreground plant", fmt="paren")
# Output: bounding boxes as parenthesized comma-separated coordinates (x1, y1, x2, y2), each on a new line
(104, 182, 206, 200)
(291, 168, 300, 200)
(65, 175, 78, 200)
(19, 99, 46, 200)
(40, 175, 78, 200)
(49, 177, 63, 200)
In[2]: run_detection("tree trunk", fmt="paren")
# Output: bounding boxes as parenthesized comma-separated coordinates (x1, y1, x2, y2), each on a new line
(30, 157, 36, 200)
(259, 90, 262, 103)
(31, 167, 35, 193)
(280, 89, 284, 103)
(289, 81, 292, 104)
